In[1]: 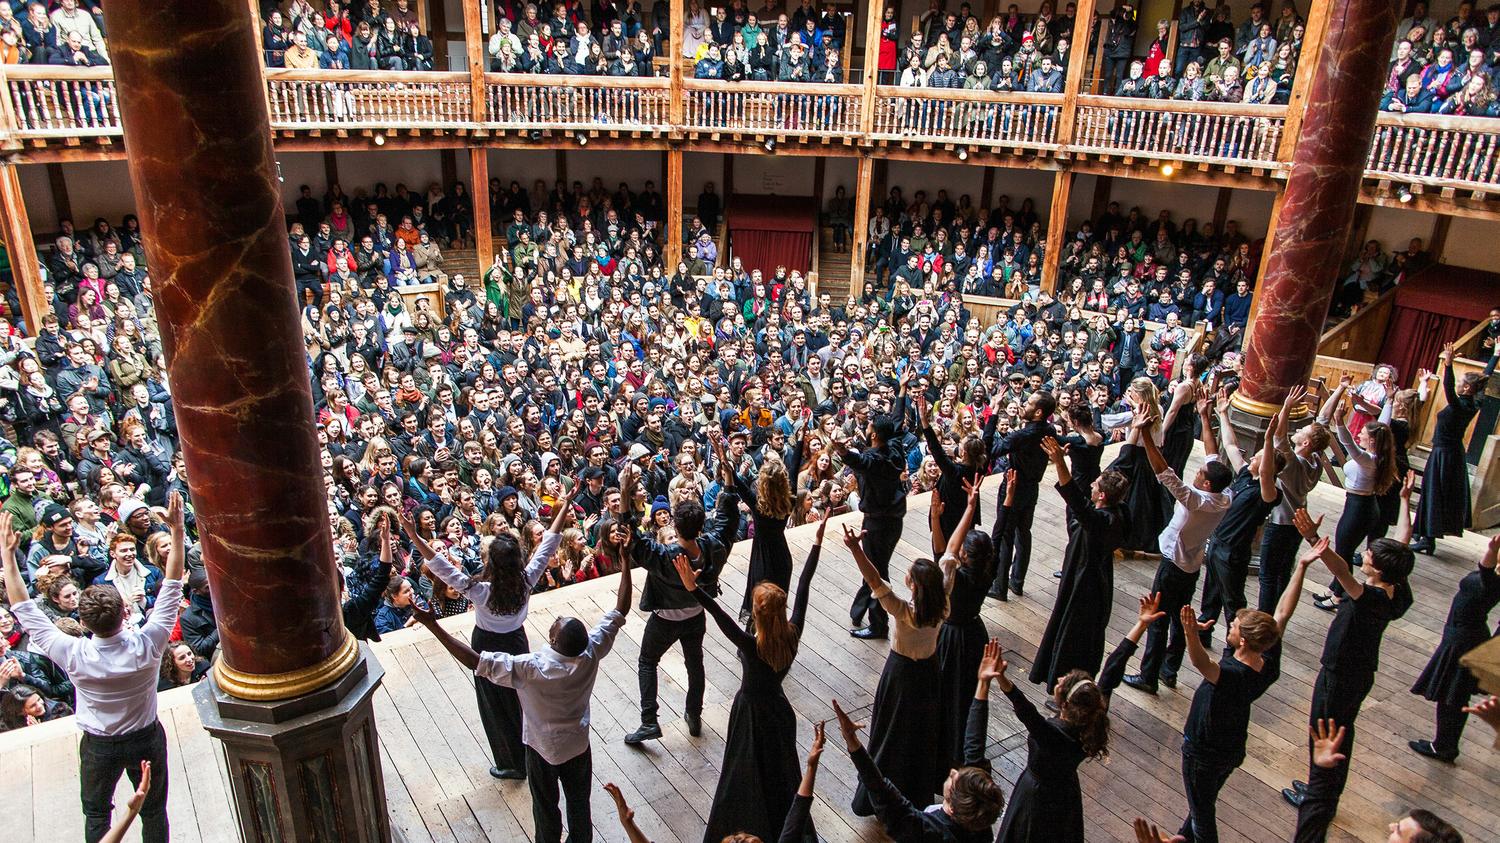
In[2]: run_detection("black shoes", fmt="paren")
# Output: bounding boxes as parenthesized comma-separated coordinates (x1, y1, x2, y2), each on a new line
(489, 767, 526, 780)
(686, 712, 702, 737)
(1009, 581, 1024, 597)
(1043, 698, 1061, 713)
(624, 723, 663, 745)
(1313, 595, 1340, 612)
(1408, 740, 1457, 763)
(1281, 787, 1305, 808)
(1411, 538, 1436, 556)
(987, 585, 1009, 601)
(1122, 674, 1158, 695)
(1161, 673, 1178, 690)
(850, 626, 888, 640)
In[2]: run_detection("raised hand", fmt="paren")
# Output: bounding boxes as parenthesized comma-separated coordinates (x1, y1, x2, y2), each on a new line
(1400, 469, 1417, 501)
(1416, 368, 1433, 384)
(603, 782, 633, 821)
(671, 553, 698, 592)
(962, 474, 984, 506)
(977, 637, 1003, 683)
(1292, 508, 1323, 541)
(1040, 435, 1066, 465)
(409, 594, 437, 627)
(1311, 719, 1348, 769)
(914, 395, 929, 428)
(1283, 384, 1307, 412)
(808, 720, 826, 766)
(1298, 535, 1329, 568)
(840, 523, 866, 552)
(1132, 817, 1186, 843)
(830, 699, 865, 751)
(814, 507, 831, 544)
(165, 491, 185, 532)
(1440, 343, 1456, 363)
(930, 488, 944, 521)
(1137, 592, 1166, 626)
(1338, 373, 1353, 388)
(1002, 467, 1018, 507)
(0, 512, 16, 559)
(126, 761, 152, 814)
(1180, 604, 1213, 633)
(1263, 412, 1278, 446)
(1214, 386, 1231, 417)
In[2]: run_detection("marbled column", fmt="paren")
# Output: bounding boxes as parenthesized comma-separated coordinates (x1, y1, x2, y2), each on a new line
(1235, 0, 1401, 413)
(103, 1, 352, 691)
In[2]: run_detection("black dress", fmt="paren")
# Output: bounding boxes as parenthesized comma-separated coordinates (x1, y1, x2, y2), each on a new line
(695, 546, 821, 843)
(936, 521, 998, 774)
(994, 685, 1087, 843)
(1160, 389, 1198, 476)
(924, 426, 986, 537)
(1380, 417, 1411, 528)
(1417, 366, 1479, 537)
(734, 444, 801, 614)
(1411, 564, 1500, 708)
(1030, 478, 1128, 688)
(1058, 432, 1104, 489)
(1109, 438, 1167, 554)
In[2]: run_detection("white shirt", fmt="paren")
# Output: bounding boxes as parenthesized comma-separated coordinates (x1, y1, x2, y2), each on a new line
(12, 579, 182, 736)
(1157, 458, 1232, 574)
(477, 608, 625, 765)
(425, 531, 560, 634)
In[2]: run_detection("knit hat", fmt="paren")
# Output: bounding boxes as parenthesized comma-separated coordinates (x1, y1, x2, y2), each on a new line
(497, 485, 518, 501)
(627, 442, 652, 461)
(118, 498, 149, 523)
(650, 495, 671, 517)
(40, 503, 70, 528)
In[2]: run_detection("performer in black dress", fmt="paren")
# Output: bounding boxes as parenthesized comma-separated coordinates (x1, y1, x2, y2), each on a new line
(1284, 505, 1415, 843)
(1030, 436, 1129, 690)
(933, 475, 993, 774)
(672, 511, 827, 843)
(1159, 357, 1207, 476)
(725, 427, 802, 617)
(843, 521, 952, 816)
(1413, 343, 1485, 555)
(993, 641, 1110, 843)
(1409, 532, 1500, 762)
(1110, 378, 1170, 557)
(1057, 403, 1105, 489)
(918, 395, 988, 538)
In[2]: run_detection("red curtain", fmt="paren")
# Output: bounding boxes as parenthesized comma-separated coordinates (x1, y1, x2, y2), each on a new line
(731, 229, 813, 275)
(1378, 306, 1473, 383)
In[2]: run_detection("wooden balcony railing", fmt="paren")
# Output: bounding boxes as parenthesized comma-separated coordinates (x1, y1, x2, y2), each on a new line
(1367, 113, 1500, 190)
(870, 87, 1062, 149)
(1072, 96, 1287, 168)
(681, 79, 862, 138)
(263, 68, 475, 129)
(3, 66, 121, 138)
(484, 73, 670, 132)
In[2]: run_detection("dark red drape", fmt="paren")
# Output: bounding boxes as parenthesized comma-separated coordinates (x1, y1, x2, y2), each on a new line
(727, 194, 817, 275)
(1378, 306, 1473, 385)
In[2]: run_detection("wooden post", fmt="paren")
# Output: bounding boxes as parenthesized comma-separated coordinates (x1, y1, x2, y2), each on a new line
(462, 0, 487, 123)
(440, 150, 457, 191)
(813, 157, 827, 209)
(429, 0, 449, 70)
(1428, 214, 1452, 260)
(1089, 174, 1112, 222)
(1042, 170, 1073, 293)
(666, 148, 683, 268)
(980, 167, 995, 210)
(1211, 187, 1232, 232)
(1276, 0, 1332, 161)
(555, 150, 567, 187)
(322, 151, 339, 189)
(861, 0, 883, 134)
(669, 0, 685, 126)
(45, 164, 71, 226)
(850, 153, 874, 299)
(841, 12, 855, 81)
(1056, 0, 1098, 145)
(0, 163, 44, 332)
(1090, 17, 1109, 93)
(470, 148, 493, 269)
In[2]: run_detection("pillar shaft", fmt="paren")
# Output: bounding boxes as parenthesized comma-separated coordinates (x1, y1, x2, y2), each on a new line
(104, 0, 354, 695)
(1234, 0, 1401, 415)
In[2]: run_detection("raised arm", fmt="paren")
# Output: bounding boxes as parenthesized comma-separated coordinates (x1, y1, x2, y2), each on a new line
(614, 526, 635, 616)
(1213, 388, 1244, 473)
(841, 523, 887, 592)
(1179, 604, 1221, 685)
(1392, 470, 1416, 546)
(944, 475, 984, 563)
(603, 784, 652, 843)
(1258, 411, 1280, 503)
(1275, 540, 1320, 634)
(0, 513, 24, 608)
(965, 638, 1001, 766)
(161, 491, 186, 581)
(674, 553, 755, 651)
(411, 599, 482, 672)
(1440, 344, 1460, 404)
(1293, 508, 1363, 600)
(1197, 389, 1219, 460)
(790, 512, 828, 633)
(779, 722, 824, 843)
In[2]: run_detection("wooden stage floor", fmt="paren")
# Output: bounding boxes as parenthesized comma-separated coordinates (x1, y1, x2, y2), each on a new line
(2, 451, 1497, 843)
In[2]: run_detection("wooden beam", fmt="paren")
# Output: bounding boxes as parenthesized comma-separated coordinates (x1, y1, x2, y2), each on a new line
(462, 0, 486, 123)
(44, 163, 70, 225)
(428, 0, 449, 70)
(666, 148, 683, 269)
(722, 152, 733, 200)
(872, 157, 888, 215)
(1042, 170, 1073, 293)
(1212, 187, 1232, 232)
(322, 151, 339, 189)
(555, 150, 567, 187)
(0, 164, 45, 332)
(470, 148, 493, 269)
(1341, 202, 1374, 270)
(1428, 213, 1453, 260)
(439, 149, 457, 190)
(1089, 174, 1113, 223)
(1055, 0, 1098, 145)
(1276, 0, 1333, 161)
(850, 153, 874, 300)
(813, 157, 827, 209)
(980, 167, 995, 210)
(1090, 15, 1109, 94)
(669, 0, 685, 126)
(860, 0, 883, 134)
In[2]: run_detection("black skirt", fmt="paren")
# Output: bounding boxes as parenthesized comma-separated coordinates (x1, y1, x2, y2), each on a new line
(852, 651, 943, 816)
(936, 616, 988, 773)
(471, 625, 528, 770)
(1412, 627, 1490, 708)
(1109, 443, 1167, 554)
(703, 688, 807, 843)
(1417, 442, 1472, 538)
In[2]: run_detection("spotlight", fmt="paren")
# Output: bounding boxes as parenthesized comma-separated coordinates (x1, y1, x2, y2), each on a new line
(763, 137, 776, 152)
(528, 128, 544, 141)
(576, 132, 588, 146)
(1160, 163, 1174, 176)
(1397, 185, 1414, 203)
(373, 134, 385, 146)
(957, 147, 969, 161)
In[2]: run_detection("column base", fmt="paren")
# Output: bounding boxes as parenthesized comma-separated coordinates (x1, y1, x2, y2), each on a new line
(195, 642, 391, 843)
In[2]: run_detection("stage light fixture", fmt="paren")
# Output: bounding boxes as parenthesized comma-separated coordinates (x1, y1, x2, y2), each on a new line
(529, 129, 544, 141)
(1160, 163, 1174, 176)
(764, 138, 776, 152)
(957, 147, 969, 161)
(373, 134, 386, 146)
(576, 133, 588, 146)
(1398, 185, 1414, 203)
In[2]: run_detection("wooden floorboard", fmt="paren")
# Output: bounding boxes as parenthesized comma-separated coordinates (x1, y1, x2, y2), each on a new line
(2, 446, 1498, 842)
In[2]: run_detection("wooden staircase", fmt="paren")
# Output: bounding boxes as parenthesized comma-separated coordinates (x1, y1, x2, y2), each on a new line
(444, 248, 480, 284)
(815, 223, 857, 301)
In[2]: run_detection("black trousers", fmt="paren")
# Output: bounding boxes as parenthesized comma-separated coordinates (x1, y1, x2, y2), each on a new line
(1294, 668, 1375, 843)
(850, 514, 904, 635)
(1179, 746, 1241, 843)
(1198, 540, 1250, 636)
(1434, 700, 1470, 757)
(81, 721, 169, 843)
(995, 485, 1039, 592)
(473, 625, 528, 771)
(1257, 522, 1302, 614)
(1330, 493, 1383, 597)
(296, 276, 324, 308)
(1140, 560, 1199, 683)
(525, 745, 593, 843)
(638, 611, 706, 724)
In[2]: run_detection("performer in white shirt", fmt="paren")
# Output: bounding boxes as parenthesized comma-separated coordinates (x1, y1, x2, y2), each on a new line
(3, 491, 185, 843)
(412, 518, 634, 843)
